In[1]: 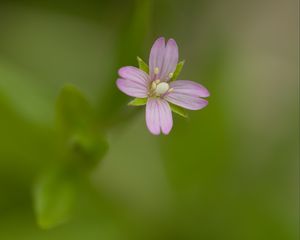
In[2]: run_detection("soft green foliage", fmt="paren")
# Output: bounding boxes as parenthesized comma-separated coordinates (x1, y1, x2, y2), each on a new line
(56, 84, 108, 169)
(0, 0, 298, 239)
(33, 167, 78, 229)
(137, 56, 149, 73)
(169, 103, 188, 118)
(33, 84, 108, 229)
(56, 84, 94, 134)
(171, 60, 185, 81)
(128, 97, 148, 106)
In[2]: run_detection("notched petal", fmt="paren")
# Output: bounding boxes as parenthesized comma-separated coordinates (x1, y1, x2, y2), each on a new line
(116, 78, 148, 98)
(149, 37, 166, 79)
(118, 66, 150, 85)
(146, 98, 173, 135)
(146, 98, 161, 135)
(165, 91, 208, 110)
(169, 80, 210, 98)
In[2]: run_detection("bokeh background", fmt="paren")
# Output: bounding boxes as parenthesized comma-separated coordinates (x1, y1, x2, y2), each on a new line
(0, 0, 298, 239)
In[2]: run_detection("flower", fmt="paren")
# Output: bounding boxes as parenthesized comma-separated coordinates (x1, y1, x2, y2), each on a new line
(116, 37, 210, 135)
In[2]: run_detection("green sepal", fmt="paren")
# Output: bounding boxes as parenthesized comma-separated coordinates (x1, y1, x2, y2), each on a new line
(169, 103, 188, 118)
(137, 56, 149, 73)
(128, 98, 148, 106)
(171, 60, 185, 81)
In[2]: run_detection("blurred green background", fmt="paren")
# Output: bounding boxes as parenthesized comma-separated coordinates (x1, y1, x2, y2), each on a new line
(0, 0, 298, 239)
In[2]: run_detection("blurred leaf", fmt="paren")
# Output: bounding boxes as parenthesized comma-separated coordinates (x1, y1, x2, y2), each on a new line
(33, 167, 79, 229)
(32, 84, 109, 229)
(137, 56, 149, 73)
(169, 103, 188, 118)
(56, 84, 94, 134)
(170, 60, 185, 81)
(56, 84, 108, 170)
(128, 97, 147, 106)
(68, 132, 108, 171)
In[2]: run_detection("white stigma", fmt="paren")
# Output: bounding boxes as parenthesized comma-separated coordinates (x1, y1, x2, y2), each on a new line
(155, 82, 170, 95)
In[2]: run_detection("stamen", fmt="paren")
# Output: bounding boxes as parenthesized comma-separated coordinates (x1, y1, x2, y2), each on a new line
(168, 72, 174, 78)
(168, 88, 174, 93)
(151, 81, 157, 90)
(154, 67, 160, 74)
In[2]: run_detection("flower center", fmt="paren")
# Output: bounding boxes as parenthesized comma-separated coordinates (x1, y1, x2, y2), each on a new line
(155, 82, 169, 95)
(150, 80, 172, 97)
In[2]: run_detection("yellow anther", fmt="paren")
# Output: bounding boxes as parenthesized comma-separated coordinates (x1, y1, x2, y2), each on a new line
(154, 67, 160, 74)
(168, 72, 174, 78)
(151, 81, 157, 90)
(168, 88, 174, 93)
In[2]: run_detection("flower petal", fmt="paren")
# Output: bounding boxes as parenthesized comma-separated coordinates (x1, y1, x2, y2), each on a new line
(117, 66, 150, 98)
(164, 81, 209, 110)
(149, 37, 166, 80)
(158, 99, 173, 135)
(160, 39, 179, 81)
(118, 66, 150, 86)
(146, 98, 173, 135)
(116, 78, 148, 98)
(169, 80, 210, 97)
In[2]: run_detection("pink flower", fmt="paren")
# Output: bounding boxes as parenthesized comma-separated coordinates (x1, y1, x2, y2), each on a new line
(116, 37, 210, 135)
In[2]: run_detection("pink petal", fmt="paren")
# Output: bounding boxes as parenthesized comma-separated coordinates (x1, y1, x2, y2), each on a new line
(116, 66, 150, 98)
(149, 38, 179, 81)
(146, 98, 160, 135)
(149, 37, 166, 80)
(169, 80, 210, 97)
(116, 78, 148, 98)
(158, 99, 173, 135)
(118, 66, 150, 86)
(146, 98, 173, 135)
(159, 39, 179, 81)
(164, 81, 209, 110)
